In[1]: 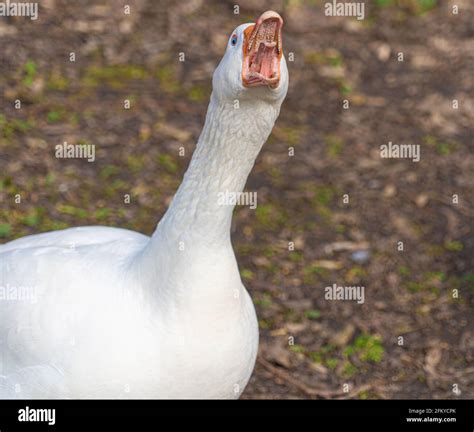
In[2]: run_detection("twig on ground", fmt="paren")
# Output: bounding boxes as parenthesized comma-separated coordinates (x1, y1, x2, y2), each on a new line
(257, 357, 372, 399)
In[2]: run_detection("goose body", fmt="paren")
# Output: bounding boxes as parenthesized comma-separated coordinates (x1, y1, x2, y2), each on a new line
(0, 11, 288, 399)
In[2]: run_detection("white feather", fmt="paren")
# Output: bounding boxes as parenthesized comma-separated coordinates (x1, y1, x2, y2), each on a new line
(0, 21, 288, 399)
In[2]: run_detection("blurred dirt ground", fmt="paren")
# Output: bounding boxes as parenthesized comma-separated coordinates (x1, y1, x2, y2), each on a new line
(0, 0, 473, 399)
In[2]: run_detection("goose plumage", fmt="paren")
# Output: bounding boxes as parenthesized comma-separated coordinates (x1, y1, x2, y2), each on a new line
(0, 11, 288, 399)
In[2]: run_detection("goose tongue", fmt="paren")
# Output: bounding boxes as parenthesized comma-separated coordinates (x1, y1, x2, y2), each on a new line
(250, 42, 276, 77)
(242, 11, 283, 88)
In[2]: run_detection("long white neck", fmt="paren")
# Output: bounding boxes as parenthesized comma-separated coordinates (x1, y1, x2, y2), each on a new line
(133, 92, 281, 304)
(156, 93, 280, 246)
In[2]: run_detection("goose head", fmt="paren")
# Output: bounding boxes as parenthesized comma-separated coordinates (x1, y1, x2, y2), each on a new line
(212, 10, 288, 104)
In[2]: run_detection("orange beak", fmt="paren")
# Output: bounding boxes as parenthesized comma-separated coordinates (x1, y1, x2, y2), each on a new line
(242, 10, 284, 89)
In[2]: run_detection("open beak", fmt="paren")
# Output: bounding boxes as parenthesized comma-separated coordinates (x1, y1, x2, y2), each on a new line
(242, 10, 284, 89)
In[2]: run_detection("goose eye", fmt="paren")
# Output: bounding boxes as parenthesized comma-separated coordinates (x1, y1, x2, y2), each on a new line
(230, 34, 238, 46)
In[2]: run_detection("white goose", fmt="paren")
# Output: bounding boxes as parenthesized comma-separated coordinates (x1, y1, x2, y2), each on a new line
(0, 10, 288, 399)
